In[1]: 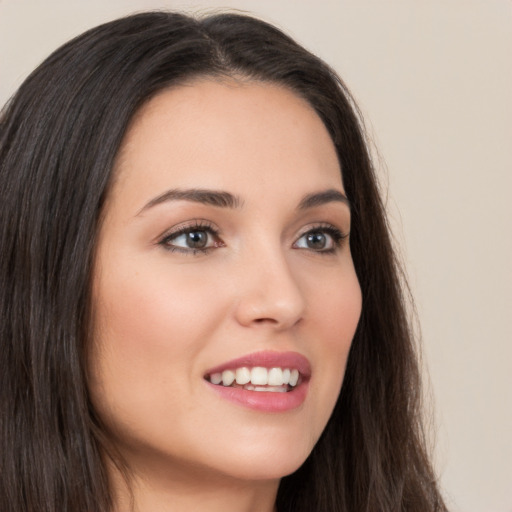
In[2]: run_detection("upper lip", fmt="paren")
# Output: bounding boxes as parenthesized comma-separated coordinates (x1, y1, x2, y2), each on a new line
(204, 350, 311, 378)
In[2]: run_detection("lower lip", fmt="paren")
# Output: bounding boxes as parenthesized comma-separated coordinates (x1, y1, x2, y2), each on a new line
(206, 380, 309, 412)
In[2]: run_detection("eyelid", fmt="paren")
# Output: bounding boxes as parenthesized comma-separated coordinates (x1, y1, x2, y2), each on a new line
(157, 219, 223, 254)
(158, 218, 217, 239)
(295, 222, 348, 240)
(296, 221, 348, 236)
(293, 222, 349, 252)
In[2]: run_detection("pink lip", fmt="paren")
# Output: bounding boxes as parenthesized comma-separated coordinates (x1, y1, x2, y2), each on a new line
(204, 351, 311, 413)
(204, 350, 311, 377)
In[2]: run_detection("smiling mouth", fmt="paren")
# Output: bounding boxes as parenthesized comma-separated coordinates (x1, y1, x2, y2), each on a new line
(205, 366, 301, 393)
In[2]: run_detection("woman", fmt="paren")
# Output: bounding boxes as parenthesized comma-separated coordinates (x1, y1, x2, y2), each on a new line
(0, 11, 447, 512)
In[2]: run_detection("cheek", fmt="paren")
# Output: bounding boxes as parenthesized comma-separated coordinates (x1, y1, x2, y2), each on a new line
(305, 265, 361, 428)
(93, 257, 220, 352)
(88, 261, 224, 424)
(308, 260, 362, 354)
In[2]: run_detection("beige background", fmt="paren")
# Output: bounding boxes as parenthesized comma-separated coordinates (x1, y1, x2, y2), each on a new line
(1, 1, 511, 511)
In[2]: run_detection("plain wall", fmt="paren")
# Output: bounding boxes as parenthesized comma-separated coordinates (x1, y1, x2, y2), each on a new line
(1, 1, 511, 511)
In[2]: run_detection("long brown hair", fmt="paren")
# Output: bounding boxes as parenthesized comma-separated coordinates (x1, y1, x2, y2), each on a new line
(0, 11, 447, 512)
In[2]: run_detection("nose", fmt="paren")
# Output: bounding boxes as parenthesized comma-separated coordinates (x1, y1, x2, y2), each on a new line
(233, 248, 306, 330)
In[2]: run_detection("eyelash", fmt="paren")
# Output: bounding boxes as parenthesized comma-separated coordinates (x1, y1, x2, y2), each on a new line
(159, 220, 222, 255)
(158, 221, 348, 256)
(294, 224, 348, 254)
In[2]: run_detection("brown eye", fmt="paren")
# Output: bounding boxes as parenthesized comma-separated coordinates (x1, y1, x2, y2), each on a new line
(293, 226, 347, 253)
(160, 223, 223, 254)
(305, 232, 327, 250)
(164, 229, 211, 250)
(185, 231, 208, 249)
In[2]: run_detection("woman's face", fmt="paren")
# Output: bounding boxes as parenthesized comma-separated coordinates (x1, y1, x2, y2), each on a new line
(90, 80, 362, 484)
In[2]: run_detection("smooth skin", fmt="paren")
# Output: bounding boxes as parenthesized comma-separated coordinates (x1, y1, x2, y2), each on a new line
(89, 79, 362, 512)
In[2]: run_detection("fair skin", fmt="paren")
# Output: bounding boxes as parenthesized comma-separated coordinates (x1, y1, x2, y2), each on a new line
(89, 79, 362, 512)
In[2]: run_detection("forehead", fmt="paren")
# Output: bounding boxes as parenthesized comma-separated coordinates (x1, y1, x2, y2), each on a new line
(112, 79, 343, 210)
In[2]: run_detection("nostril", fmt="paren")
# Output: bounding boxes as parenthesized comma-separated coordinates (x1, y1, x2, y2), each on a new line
(254, 317, 278, 324)
(233, 276, 306, 329)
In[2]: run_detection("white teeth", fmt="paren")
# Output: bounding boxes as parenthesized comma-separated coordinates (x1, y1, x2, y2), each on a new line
(209, 366, 302, 388)
(251, 367, 268, 385)
(221, 369, 235, 386)
(254, 386, 287, 392)
(268, 367, 284, 386)
(210, 372, 222, 385)
(235, 367, 251, 385)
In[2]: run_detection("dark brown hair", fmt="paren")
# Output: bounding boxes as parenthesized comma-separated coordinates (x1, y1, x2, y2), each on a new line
(0, 11, 447, 512)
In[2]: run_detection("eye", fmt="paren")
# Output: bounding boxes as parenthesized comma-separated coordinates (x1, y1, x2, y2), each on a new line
(293, 225, 347, 253)
(159, 222, 223, 254)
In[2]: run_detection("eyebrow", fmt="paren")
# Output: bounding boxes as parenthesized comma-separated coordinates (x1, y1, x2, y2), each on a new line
(297, 189, 350, 210)
(137, 188, 243, 215)
(137, 187, 349, 216)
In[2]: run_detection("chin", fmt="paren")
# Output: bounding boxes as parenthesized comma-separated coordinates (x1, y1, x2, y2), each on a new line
(199, 428, 317, 482)
(215, 454, 309, 482)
